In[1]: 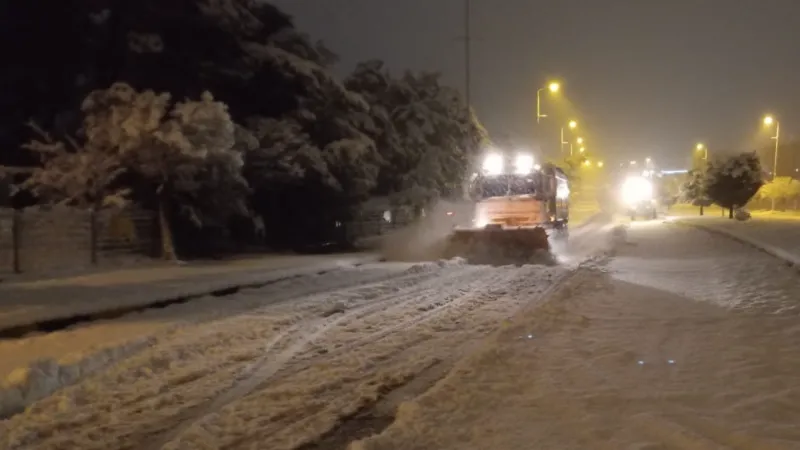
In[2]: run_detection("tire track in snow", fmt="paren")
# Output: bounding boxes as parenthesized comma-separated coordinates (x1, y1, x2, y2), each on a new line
(0, 262, 469, 450)
(145, 263, 486, 450)
(164, 264, 576, 450)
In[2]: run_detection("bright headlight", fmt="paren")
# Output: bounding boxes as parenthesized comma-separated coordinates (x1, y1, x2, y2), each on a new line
(482, 153, 503, 175)
(514, 153, 534, 175)
(620, 176, 653, 206)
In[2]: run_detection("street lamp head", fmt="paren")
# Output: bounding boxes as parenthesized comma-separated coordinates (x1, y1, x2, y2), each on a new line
(579, 147, 585, 153)
(548, 82, 560, 93)
(646, 157, 652, 163)
(568, 120, 577, 129)
(576, 137, 584, 144)
(696, 143, 704, 150)
(764, 115, 775, 126)
(598, 161, 604, 168)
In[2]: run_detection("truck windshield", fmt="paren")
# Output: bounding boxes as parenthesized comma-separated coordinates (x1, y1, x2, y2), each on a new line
(475, 175, 537, 198)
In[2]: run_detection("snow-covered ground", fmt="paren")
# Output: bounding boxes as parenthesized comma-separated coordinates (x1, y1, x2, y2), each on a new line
(0, 254, 577, 449)
(676, 215, 800, 266)
(6, 218, 799, 449)
(350, 220, 800, 449)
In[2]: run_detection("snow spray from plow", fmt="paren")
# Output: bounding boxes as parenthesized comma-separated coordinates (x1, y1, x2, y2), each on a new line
(378, 201, 559, 267)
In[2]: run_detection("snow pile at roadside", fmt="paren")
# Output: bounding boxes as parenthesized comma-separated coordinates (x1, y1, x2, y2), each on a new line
(0, 337, 153, 419)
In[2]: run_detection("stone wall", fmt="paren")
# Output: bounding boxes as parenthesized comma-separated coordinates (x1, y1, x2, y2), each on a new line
(0, 207, 157, 275)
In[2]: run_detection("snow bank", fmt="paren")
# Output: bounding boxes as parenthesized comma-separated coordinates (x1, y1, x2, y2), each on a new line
(0, 337, 153, 419)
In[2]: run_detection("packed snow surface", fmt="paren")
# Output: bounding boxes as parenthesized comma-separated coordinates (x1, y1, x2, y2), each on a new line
(5, 219, 799, 449)
(352, 220, 800, 449)
(0, 259, 570, 449)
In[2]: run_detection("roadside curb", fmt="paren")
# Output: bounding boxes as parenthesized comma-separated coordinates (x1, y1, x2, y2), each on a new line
(675, 219, 800, 268)
(0, 255, 381, 339)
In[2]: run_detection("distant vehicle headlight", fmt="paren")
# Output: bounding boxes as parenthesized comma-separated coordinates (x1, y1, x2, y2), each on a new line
(620, 175, 653, 206)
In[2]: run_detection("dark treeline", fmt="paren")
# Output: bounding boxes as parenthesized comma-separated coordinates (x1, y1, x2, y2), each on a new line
(0, 0, 489, 258)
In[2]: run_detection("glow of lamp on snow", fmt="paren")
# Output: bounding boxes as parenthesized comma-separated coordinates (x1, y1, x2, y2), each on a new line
(514, 153, 535, 174)
(482, 153, 504, 175)
(620, 175, 653, 206)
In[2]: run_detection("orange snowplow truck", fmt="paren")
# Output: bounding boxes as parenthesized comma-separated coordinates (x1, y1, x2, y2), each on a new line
(442, 152, 569, 263)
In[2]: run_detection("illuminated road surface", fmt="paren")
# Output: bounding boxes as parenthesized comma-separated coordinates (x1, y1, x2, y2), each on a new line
(2, 220, 799, 449)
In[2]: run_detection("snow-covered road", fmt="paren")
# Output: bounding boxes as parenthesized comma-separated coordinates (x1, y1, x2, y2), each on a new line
(352, 220, 800, 449)
(0, 255, 577, 449)
(4, 218, 800, 449)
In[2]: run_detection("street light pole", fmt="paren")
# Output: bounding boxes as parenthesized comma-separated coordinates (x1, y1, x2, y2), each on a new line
(536, 88, 544, 123)
(464, 0, 471, 108)
(536, 82, 559, 123)
(561, 120, 577, 155)
(772, 120, 780, 180)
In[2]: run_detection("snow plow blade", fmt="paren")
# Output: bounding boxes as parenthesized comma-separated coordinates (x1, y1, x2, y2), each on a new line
(441, 227, 555, 266)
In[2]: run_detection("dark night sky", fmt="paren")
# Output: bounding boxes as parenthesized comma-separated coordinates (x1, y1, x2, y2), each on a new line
(271, 0, 800, 168)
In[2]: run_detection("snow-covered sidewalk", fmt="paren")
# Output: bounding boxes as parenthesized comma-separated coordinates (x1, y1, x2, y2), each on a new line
(0, 253, 378, 333)
(676, 215, 800, 266)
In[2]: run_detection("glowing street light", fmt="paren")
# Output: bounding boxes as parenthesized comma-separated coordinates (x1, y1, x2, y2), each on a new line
(576, 137, 584, 145)
(695, 143, 708, 160)
(536, 81, 561, 123)
(560, 120, 578, 156)
(579, 147, 585, 153)
(598, 161, 604, 168)
(763, 114, 781, 181)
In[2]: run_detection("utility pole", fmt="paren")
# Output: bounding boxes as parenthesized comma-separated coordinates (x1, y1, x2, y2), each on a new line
(464, 0, 471, 108)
